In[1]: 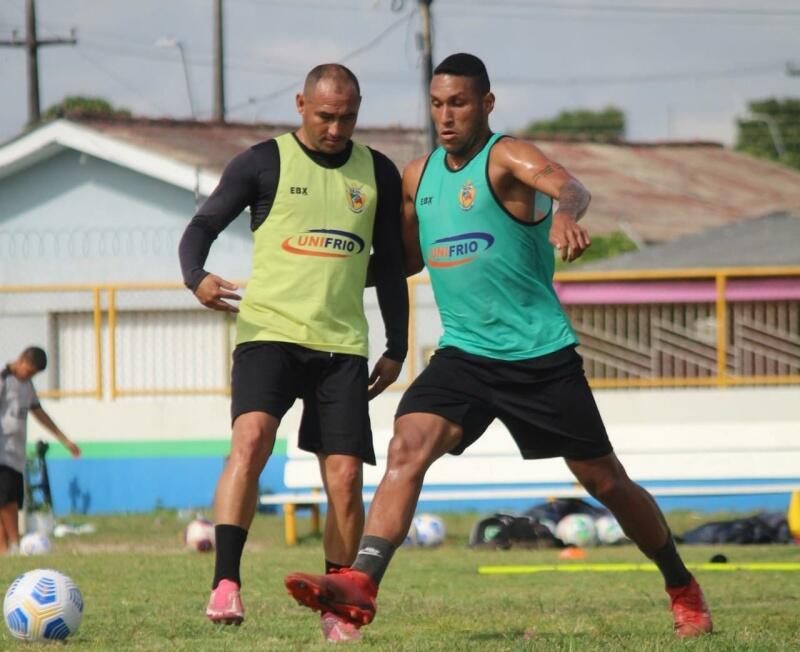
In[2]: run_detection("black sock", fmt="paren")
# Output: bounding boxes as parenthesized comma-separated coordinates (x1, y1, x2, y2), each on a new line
(351, 535, 395, 586)
(326, 559, 346, 574)
(647, 535, 692, 588)
(212, 524, 248, 589)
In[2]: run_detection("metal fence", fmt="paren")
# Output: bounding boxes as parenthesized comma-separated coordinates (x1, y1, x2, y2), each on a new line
(1, 266, 798, 399)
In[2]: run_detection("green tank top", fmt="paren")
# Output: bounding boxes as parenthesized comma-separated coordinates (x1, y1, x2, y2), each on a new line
(416, 133, 577, 360)
(236, 133, 377, 356)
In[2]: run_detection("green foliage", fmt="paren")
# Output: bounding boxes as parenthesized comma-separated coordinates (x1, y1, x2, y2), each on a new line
(735, 97, 800, 171)
(525, 106, 626, 141)
(555, 230, 638, 270)
(2, 511, 798, 650)
(43, 96, 132, 121)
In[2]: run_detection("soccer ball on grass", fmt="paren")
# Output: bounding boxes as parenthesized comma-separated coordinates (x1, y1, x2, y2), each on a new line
(412, 513, 445, 547)
(185, 517, 215, 552)
(555, 513, 598, 547)
(3, 569, 83, 641)
(20, 532, 52, 556)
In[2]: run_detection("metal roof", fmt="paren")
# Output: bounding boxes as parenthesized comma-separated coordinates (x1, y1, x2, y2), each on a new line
(582, 211, 800, 269)
(6, 116, 800, 243)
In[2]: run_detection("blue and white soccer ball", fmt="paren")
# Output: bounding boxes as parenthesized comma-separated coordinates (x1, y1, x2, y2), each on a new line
(595, 515, 627, 545)
(20, 532, 52, 556)
(3, 569, 83, 641)
(555, 514, 598, 547)
(412, 513, 445, 547)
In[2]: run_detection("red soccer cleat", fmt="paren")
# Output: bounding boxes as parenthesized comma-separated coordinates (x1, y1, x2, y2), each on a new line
(285, 568, 377, 627)
(666, 577, 713, 638)
(206, 579, 244, 625)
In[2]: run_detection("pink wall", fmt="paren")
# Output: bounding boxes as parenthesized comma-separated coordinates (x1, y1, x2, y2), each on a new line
(553, 278, 800, 304)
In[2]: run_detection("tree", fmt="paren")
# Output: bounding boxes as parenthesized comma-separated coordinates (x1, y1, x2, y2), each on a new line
(42, 96, 131, 121)
(524, 106, 626, 141)
(735, 98, 800, 171)
(554, 230, 638, 270)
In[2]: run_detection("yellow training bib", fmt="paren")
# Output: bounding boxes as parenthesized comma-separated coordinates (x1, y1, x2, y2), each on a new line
(236, 133, 377, 356)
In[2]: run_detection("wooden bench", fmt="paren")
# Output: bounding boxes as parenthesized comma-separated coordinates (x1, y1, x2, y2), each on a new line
(259, 386, 800, 545)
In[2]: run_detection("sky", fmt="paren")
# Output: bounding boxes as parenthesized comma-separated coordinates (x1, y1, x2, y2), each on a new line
(0, 0, 798, 146)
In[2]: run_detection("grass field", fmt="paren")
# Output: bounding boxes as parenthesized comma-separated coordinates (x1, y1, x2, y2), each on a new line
(1, 511, 798, 651)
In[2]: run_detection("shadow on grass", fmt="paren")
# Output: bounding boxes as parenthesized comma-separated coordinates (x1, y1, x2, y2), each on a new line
(467, 629, 596, 643)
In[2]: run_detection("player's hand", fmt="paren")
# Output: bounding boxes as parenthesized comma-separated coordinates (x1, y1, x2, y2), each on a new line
(549, 212, 591, 262)
(194, 274, 241, 313)
(66, 441, 81, 458)
(367, 356, 403, 400)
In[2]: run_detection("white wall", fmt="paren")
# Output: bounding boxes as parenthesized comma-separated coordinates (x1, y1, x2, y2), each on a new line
(30, 386, 800, 490)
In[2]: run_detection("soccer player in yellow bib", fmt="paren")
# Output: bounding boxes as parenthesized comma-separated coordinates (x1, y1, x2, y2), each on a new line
(178, 64, 407, 642)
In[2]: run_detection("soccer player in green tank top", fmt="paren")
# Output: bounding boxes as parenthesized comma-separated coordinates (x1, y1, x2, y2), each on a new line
(285, 54, 712, 639)
(180, 64, 408, 642)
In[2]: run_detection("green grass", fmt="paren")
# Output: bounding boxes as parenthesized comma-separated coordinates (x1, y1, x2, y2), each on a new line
(1, 511, 799, 650)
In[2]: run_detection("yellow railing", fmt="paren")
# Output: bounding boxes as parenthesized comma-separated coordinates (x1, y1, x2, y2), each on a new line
(1, 265, 798, 399)
(551, 265, 800, 389)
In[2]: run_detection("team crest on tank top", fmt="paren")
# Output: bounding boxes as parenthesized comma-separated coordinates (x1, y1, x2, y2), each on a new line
(347, 184, 366, 213)
(458, 180, 476, 210)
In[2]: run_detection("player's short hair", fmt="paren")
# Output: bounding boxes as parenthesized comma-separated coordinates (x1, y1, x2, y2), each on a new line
(304, 63, 361, 97)
(433, 53, 490, 95)
(21, 346, 47, 371)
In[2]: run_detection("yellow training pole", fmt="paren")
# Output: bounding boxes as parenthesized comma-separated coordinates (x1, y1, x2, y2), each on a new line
(478, 562, 800, 575)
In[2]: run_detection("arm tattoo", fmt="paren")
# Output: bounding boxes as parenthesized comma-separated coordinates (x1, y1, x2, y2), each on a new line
(531, 163, 564, 185)
(556, 179, 591, 221)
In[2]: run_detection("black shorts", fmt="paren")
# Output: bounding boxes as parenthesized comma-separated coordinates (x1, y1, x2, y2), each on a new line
(0, 465, 24, 509)
(396, 345, 612, 461)
(231, 342, 375, 464)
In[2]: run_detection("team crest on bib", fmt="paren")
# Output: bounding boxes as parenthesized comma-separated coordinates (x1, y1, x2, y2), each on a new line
(458, 180, 476, 211)
(347, 184, 366, 213)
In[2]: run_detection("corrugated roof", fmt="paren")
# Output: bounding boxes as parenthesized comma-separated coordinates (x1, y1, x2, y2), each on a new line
(31, 117, 800, 243)
(582, 212, 800, 269)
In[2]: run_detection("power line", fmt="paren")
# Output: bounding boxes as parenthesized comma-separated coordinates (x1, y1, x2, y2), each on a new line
(493, 61, 786, 87)
(228, 0, 406, 10)
(69, 47, 168, 115)
(0, 0, 77, 125)
(9, 2, 168, 116)
(438, 0, 800, 18)
(228, 9, 415, 114)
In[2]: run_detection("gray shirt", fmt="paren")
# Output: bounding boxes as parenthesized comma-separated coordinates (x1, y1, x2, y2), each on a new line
(0, 366, 40, 473)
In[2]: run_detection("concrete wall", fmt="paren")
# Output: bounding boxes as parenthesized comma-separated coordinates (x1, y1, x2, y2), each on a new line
(30, 386, 800, 515)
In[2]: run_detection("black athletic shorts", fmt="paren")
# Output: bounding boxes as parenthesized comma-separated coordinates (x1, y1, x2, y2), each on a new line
(231, 341, 375, 465)
(396, 345, 612, 461)
(0, 464, 24, 509)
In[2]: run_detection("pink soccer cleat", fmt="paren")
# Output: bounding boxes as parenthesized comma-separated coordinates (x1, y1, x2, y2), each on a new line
(320, 611, 363, 642)
(206, 579, 244, 625)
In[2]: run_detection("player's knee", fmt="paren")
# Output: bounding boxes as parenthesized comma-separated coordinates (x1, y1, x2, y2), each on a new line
(325, 459, 363, 498)
(230, 423, 271, 468)
(386, 432, 428, 479)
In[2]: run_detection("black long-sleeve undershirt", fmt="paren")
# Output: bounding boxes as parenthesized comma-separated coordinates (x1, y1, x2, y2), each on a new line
(178, 135, 408, 362)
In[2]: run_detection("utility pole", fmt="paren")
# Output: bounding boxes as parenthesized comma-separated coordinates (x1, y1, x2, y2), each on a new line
(418, 0, 435, 150)
(213, 0, 226, 122)
(0, 0, 77, 127)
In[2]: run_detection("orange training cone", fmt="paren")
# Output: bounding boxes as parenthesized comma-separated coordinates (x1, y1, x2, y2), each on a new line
(788, 490, 800, 543)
